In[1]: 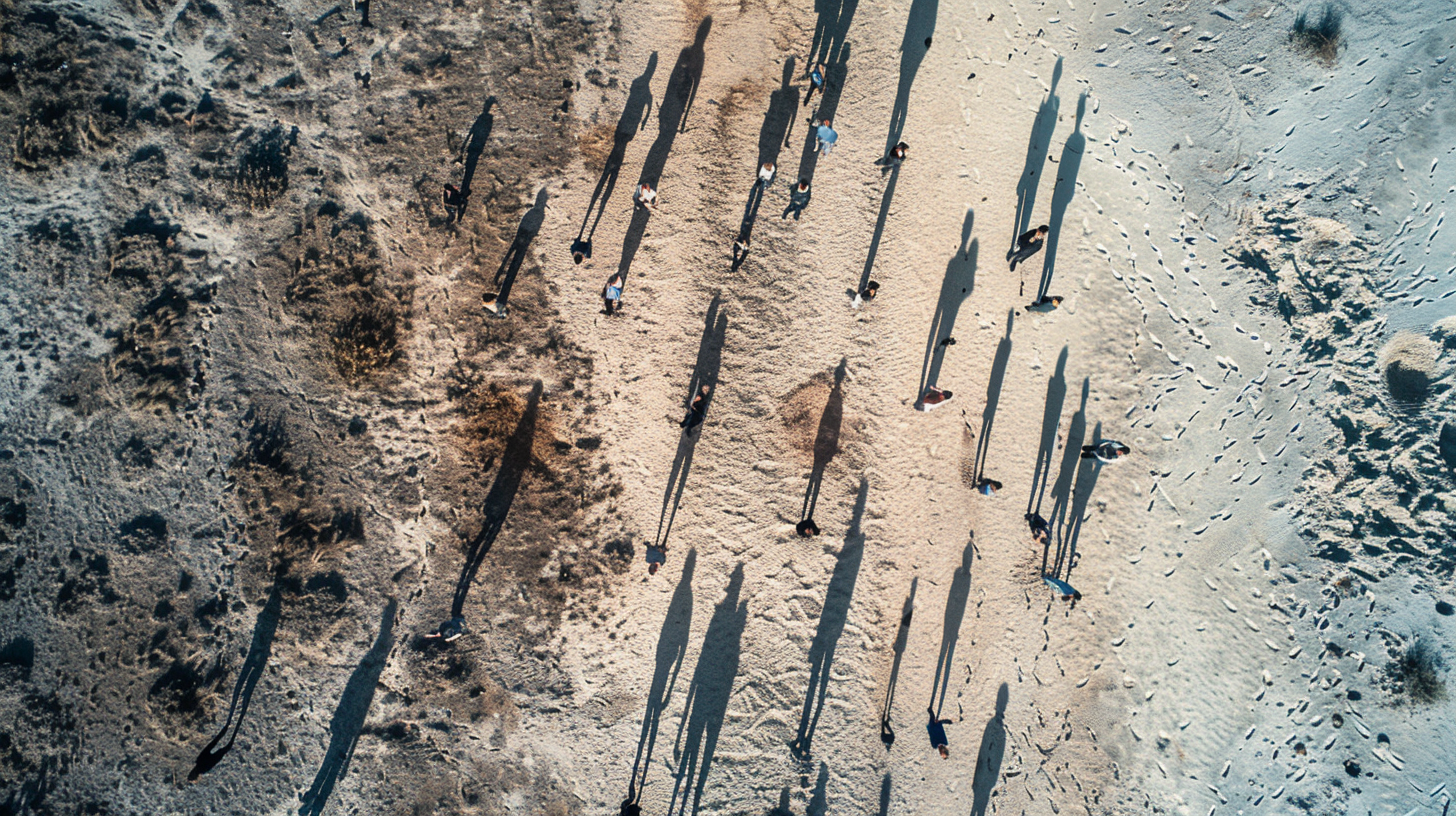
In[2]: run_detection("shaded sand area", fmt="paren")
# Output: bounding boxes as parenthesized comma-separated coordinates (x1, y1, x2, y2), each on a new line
(0, 0, 1453, 814)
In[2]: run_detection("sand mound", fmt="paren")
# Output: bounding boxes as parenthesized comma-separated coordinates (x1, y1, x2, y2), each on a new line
(1379, 332, 1441, 404)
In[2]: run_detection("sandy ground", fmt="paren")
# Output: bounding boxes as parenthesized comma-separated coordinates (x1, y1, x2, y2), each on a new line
(1, 0, 1454, 814)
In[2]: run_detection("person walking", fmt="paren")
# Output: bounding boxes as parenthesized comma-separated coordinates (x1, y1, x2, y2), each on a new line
(927, 708, 953, 758)
(1082, 440, 1130, 462)
(1025, 295, 1063, 312)
(917, 385, 953, 411)
(1008, 225, 1048, 271)
(802, 62, 826, 108)
(635, 182, 659, 211)
(1043, 575, 1081, 602)
(679, 385, 711, 431)
(443, 183, 467, 222)
(1025, 512, 1050, 546)
(796, 518, 821, 537)
(645, 542, 667, 575)
(758, 161, 776, 186)
(782, 178, 812, 220)
(602, 273, 625, 315)
(571, 237, 592, 265)
(815, 119, 838, 154)
(880, 141, 908, 170)
(851, 280, 879, 308)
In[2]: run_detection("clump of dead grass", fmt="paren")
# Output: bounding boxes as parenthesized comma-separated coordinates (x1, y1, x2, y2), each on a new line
(1289, 4, 1343, 63)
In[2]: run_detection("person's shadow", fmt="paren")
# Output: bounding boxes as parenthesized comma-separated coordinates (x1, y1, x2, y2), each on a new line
(669, 564, 748, 816)
(800, 360, 846, 525)
(189, 579, 284, 779)
(1036, 91, 1087, 302)
(758, 58, 799, 169)
(919, 210, 976, 394)
(582, 54, 657, 244)
(1010, 58, 1062, 249)
(656, 296, 727, 548)
(807, 0, 858, 70)
(929, 536, 974, 717)
(795, 43, 851, 190)
(791, 476, 867, 761)
(625, 550, 696, 808)
(491, 187, 549, 312)
(452, 382, 540, 618)
(879, 577, 917, 749)
(969, 683, 1008, 816)
(1044, 379, 1088, 577)
(1027, 346, 1069, 518)
(297, 599, 397, 816)
(971, 312, 1014, 485)
(459, 96, 497, 200)
(884, 0, 937, 156)
(732, 181, 767, 271)
(1058, 420, 1103, 583)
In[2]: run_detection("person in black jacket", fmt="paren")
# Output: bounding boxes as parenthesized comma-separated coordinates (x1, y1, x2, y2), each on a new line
(1007, 224, 1048, 271)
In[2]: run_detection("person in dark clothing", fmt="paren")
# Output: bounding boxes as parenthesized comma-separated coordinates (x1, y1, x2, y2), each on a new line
(603, 274, 624, 315)
(355, 0, 372, 27)
(783, 178, 812, 220)
(443, 183, 467, 222)
(927, 708, 953, 758)
(423, 616, 465, 642)
(1082, 441, 1130, 462)
(852, 280, 880, 309)
(1008, 225, 1049, 271)
(1025, 512, 1050, 546)
(1025, 295, 1063, 312)
(679, 385, 711, 430)
(880, 141, 909, 171)
(645, 543, 667, 575)
(938, 336, 957, 348)
(571, 237, 592, 265)
(976, 477, 1003, 496)
(796, 518, 821, 537)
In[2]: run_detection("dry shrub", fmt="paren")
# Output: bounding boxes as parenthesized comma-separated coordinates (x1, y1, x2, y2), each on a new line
(109, 285, 194, 411)
(1379, 332, 1441, 406)
(332, 301, 402, 381)
(1386, 639, 1447, 704)
(576, 120, 615, 177)
(1289, 4, 1343, 63)
(457, 383, 529, 465)
(234, 123, 295, 208)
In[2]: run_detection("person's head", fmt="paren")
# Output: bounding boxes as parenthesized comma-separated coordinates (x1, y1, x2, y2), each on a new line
(1050, 296, 1064, 306)
(1037, 225, 1049, 236)
(821, 119, 831, 127)
(798, 178, 809, 190)
(762, 161, 774, 172)
(573, 251, 585, 265)
(699, 384, 710, 395)
(648, 561, 659, 575)
(867, 281, 879, 293)
(938, 745, 949, 759)
(1116, 444, 1130, 456)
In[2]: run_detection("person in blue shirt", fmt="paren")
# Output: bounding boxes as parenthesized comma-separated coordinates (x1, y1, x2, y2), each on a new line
(802, 63, 826, 108)
(815, 119, 838, 154)
(603, 274, 624, 314)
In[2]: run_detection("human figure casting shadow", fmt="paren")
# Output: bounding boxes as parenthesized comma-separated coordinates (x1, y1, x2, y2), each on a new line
(807, 0, 858, 72)
(1010, 58, 1062, 248)
(879, 577, 917, 749)
(1036, 91, 1086, 303)
(488, 187, 549, 314)
(758, 58, 799, 169)
(1043, 378, 1088, 577)
(189, 580, 284, 780)
(795, 44, 850, 191)
(806, 762, 830, 816)
(1057, 420, 1103, 583)
(799, 360, 847, 527)
(856, 160, 899, 293)
(929, 537, 974, 718)
(969, 683, 1008, 816)
(971, 312, 1014, 485)
(615, 19, 711, 288)
(580, 54, 657, 246)
(918, 210, 976, 394)
(623, 550, 696, 810)
(877, 773, 892, 816)
(732, 181, 767, 271)
(458, 96, 497, 209)
(451, 382, 540, 618)
(1026, 346, 1068, 518)
(298, 599, 397, 816)
(791, 476, 867, 761)
(669, 564, 748, 816)
(885, 0, 937, 156)
(656, 296, 727, 548)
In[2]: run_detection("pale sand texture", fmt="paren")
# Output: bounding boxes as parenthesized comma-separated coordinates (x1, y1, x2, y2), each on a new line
(523, 0, 1455, 813)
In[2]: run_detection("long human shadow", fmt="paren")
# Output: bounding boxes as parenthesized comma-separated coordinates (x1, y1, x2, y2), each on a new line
(969, 683, 1008, 816)
(298, 599, 397, 816)
(625, 550, 697, 808)
(494, 187, 549, 310)
(1026, 347, 1069, 517)
(1010, 58, 1062, 247)
(1036, 91, 1087, 302)
(732, 181, 767, 271)
(581, 54, 657, 244)
(669, 564, 748, 816)
(189, 580, 284, 779)
(928, 537, 974, 718)
(877, 773, 892, 816)
(806, 762, 830, 816)
(459, 96, 496, 199)
(884, 0, 937, 155)
(807, 0, 858, 70)
(452, 382, 541, 618)
(615, 19, 711, 288)
(757, 58, 799, 169)
(879, 577, 916, 749)
(1043, 378, 1088, 577)
(795, 44, 851, 189)
(1058, 420, 1103, 584)
(856, 161, 899, 293)
(971, 312, 1014, 484)
(656, 296, 727, 547)
(918, 210, 977, 393)
(800, 360, 846, 524)
(791, 476, 867, 760)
